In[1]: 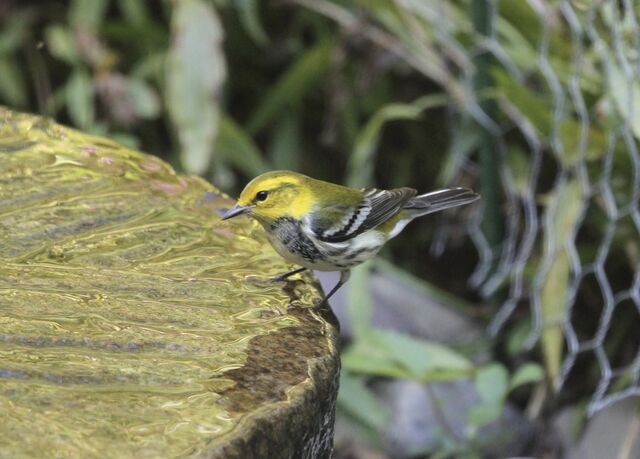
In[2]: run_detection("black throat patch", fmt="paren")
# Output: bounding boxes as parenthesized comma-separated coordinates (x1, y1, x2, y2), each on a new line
(270, 217, 325, 263)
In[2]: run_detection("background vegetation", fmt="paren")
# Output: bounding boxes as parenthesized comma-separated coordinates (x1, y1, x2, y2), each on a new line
(3, 0, 640, 457)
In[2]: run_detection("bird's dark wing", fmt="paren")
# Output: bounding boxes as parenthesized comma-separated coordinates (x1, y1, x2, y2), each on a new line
(309, 187, 416, 243)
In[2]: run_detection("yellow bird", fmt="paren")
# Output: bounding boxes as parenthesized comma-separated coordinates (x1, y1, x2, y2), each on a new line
(222, 171, 479, 304)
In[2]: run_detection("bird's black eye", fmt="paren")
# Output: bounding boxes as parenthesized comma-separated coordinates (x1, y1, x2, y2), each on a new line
(255, 190, 269, 201)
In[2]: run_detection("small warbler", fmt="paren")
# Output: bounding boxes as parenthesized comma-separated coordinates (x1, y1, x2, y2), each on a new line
(222, 171, 479, 304)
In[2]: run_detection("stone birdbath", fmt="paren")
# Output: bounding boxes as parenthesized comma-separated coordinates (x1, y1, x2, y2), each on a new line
(0, 108, 339, 458)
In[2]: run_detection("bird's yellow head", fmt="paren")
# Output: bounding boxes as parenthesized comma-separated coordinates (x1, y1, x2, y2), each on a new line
(221, 171, 313, 223)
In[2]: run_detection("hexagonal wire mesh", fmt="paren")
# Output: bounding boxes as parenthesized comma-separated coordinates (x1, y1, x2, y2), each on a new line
(431, 0, 640, 415)
(300, 0, 640, 415)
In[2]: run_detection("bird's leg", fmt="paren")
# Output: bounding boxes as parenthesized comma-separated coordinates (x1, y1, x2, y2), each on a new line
(320, 269, 351, 307)
(269, 267, 307, 282)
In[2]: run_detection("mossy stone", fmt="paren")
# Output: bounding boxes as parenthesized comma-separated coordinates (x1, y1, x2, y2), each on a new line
(0, 108, 339, 458)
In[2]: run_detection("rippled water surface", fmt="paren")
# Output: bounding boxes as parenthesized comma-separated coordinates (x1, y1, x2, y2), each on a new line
(0, 109, 333, 458)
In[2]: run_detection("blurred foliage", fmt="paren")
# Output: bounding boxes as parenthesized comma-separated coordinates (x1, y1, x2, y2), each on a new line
(0, 0, 464, 197)
(2, 0, 639, 456)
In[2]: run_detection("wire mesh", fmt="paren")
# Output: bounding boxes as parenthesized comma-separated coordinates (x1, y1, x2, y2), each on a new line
(455, 0, 640, 415)
(303, 0, 640, 415)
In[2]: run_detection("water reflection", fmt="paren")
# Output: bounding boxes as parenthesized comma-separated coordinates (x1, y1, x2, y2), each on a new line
(0, 109, 333, 457)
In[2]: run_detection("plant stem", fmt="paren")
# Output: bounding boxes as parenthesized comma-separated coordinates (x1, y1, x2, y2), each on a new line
(472, 0, 503, 271)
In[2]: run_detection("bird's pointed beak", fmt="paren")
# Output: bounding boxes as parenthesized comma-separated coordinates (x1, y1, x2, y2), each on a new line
(221, 203, 254, 220)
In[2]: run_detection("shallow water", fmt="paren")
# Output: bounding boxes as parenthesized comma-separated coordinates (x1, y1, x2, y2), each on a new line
(0, 109, 336, 458)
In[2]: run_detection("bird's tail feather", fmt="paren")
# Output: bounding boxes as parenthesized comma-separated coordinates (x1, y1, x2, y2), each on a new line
(404, 188, 479, 217)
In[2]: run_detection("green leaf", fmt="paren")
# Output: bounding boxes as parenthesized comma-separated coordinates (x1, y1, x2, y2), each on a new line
(0, 10, 31, 54)
(496, 14, 539, 74)
(558, 119, 608, 165)
(132, 52, 165, 81)
(66, 69, 94, 129)
(467, 403, 503, 430)
(69, 0, 109, 30)
(541, 254, 570, 384)
(438, 120, 482, 186)
(496, 0, 542, 49)
(337, 372, 389, 431)
(475, 363, 509, 405)
(492, 67, 551, 136)
(540, 178, 583, 383)
(268, 112, 301, 170)
(0, 57, 27, 107)
(494, 66, 606, 165)
(342, 328, 472, 381)
(341, 344, 411, 379)
(356, 0, 452, 88)
(346, 263, 373, 338)
(234, 0, 268, 46)
(505, 319, 532, 356)
(126, 78, 161, 119)
(45, 25, 79, 64)
(548, 178, 584, 243)
(247, 40, 334, 134)
(505, 145, 530, 196)
(347, 94, 448, 188)
(117, 0, 149, 26)
(609, 62, 640, 141)
(166, 0, 227, 174)
(215, 114, 270, 176)
(509, 363, 544, 390)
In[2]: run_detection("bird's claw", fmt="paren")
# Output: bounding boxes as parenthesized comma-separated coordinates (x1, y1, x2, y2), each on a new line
(268, 273, 292, 283)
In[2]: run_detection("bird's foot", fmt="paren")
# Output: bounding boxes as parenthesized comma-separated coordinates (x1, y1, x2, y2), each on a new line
(268, 267, 307, 283)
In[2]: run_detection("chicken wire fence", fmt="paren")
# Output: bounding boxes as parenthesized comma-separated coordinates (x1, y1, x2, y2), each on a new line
(304, 0, 640, 414)
(436, 0, 640, 416)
